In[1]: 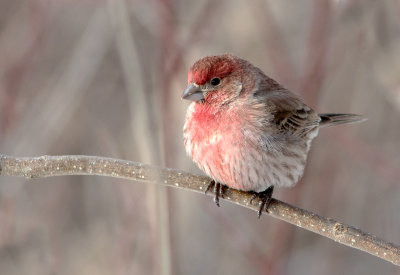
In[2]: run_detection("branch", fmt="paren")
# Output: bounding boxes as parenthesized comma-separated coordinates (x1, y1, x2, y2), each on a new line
(0, 154, 399, 266)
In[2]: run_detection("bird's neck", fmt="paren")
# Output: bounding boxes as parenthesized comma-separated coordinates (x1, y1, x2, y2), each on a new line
(191, 101, 225, 130)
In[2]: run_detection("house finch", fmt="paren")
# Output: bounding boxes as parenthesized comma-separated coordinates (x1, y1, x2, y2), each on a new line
(182, 54, 364, 217)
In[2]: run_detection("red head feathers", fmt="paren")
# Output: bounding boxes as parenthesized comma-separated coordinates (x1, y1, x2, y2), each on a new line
(188, 54, 237, 85)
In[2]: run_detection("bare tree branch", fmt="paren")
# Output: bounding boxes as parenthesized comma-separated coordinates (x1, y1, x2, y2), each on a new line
(0, 154, 399, 266)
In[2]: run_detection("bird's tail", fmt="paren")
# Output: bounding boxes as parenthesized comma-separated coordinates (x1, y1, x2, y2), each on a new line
(318, 113, 366, 128)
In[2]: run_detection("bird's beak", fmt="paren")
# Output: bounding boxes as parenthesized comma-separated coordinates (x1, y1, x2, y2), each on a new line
(181, 83, 204, 102)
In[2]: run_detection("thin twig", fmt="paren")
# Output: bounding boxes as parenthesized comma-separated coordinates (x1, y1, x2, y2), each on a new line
(0, 154, 399, 266)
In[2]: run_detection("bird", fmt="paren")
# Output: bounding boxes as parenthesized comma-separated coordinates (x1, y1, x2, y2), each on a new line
(182, 54, 364, 217)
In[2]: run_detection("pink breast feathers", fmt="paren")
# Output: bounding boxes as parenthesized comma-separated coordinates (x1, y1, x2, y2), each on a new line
(184, 102, 244, 189)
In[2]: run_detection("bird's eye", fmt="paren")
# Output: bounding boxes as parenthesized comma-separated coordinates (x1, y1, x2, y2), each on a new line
(210, 77, 220, 86)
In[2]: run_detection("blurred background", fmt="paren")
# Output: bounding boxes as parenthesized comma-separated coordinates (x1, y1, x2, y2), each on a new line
(0, 0, 399, 274)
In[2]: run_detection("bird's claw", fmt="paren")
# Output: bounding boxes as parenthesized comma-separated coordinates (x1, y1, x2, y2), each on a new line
(205, 180, 224, 207)
(250, 186, 274, 218)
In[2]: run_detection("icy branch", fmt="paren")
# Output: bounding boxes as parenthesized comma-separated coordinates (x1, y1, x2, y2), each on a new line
(0, 154, 399, 266)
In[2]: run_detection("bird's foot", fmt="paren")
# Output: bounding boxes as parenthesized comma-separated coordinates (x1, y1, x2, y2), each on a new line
(250, 186, 274, 218)
(205, 180, 225, 207)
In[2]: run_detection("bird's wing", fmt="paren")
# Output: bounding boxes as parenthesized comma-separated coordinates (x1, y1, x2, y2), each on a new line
(263, 90, 321, 137)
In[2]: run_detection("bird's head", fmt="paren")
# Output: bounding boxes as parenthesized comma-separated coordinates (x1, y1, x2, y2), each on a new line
(181, 54, 245, 105)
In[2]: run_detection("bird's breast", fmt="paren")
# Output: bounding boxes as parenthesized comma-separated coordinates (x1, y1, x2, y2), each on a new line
(183, 103, 246, 187)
